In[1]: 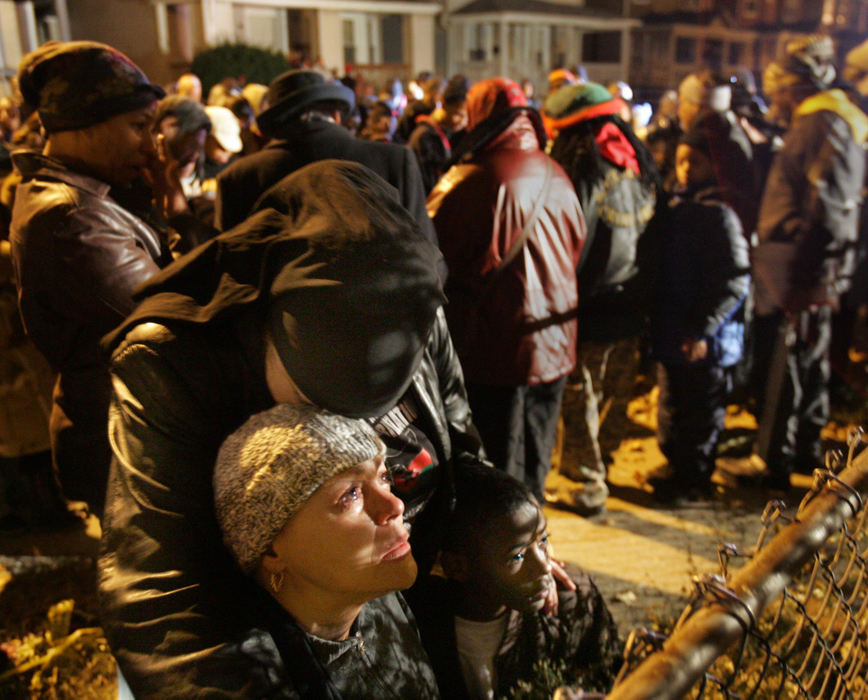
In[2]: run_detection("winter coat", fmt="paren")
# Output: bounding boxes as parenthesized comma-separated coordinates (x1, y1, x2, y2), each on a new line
(225, 587, 439, 699)
(0, 243, 54, 458)
(754, 89, 868, 315)
(652, 184, 750, 367)
(427, 116, 585, 386)
(9, 151, 166, 509)
(406, 567, 621, 699)
(408, 117, 452, 194)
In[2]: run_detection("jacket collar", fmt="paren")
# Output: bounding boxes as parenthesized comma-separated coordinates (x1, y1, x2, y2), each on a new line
(266, 118, 347, 148)
(11, 150, 112, 199)
(672, 182, 726, 204)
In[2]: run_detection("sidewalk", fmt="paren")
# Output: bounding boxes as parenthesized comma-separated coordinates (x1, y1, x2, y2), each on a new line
(544, 386, 819, 634)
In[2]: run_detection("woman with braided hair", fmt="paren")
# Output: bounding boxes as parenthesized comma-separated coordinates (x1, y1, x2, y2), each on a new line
(542, 81, 661, 517)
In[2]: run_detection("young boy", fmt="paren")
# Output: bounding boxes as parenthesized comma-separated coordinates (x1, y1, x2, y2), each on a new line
(649, 124, 751, 503)
(407, 465, 621, 699)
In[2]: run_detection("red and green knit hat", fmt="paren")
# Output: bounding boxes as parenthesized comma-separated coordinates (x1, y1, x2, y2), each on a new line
(542, 81, 624, 135)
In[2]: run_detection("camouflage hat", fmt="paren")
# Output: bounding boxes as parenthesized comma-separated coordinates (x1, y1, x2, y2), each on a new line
(18, 40, 164, 133)
(769, 34, 838, 92)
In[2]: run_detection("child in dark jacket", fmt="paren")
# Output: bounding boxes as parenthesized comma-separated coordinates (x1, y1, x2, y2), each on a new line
(406, 464, 621, 699)
(649, 125, 751, 503)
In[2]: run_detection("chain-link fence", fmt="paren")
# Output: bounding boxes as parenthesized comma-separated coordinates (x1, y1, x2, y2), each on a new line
(564, 429, 868, 700)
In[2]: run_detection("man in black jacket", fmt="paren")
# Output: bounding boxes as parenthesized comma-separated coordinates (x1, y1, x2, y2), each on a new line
(215, 69, 438, 254)
(100, 162, 483, 698)
(750, 36, 868, 488)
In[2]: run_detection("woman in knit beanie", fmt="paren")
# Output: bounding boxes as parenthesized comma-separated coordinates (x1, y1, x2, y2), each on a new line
(212, 403, 439, 698)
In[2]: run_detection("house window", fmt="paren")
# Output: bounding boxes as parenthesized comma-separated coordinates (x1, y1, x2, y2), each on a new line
(469, 23, 488, 62)
(704, 38, 723, 68)
(582, 32, 621, 63)
(343, 19, 356, 65)
(552, 25, 569, 67)
(244, 8, 288, 53)
(781, 0, 801, 23)
(382, 15, 403, 64)
(728, 41, 744, 65)
(675, 36, 696, 64)
(532, 25, 550, 67)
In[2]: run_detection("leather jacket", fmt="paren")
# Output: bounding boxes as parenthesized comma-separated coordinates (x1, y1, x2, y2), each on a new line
(427, 117, 585, 386)
(100, 307, 484, 698)
(9, 151, 165, 511)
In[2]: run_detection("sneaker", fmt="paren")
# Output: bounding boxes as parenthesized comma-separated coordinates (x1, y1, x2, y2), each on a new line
(717, 454, 768, 479)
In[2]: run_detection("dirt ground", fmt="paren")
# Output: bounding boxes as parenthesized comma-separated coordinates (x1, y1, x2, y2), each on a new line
(0, 379, 860, 698)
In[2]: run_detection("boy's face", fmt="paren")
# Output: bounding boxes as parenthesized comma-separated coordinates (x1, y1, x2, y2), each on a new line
(471, 502, 553, 615)
(675, 143, 714, 188)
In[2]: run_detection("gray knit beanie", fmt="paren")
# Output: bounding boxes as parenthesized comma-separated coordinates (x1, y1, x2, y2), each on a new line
(214, 404, 384, 573)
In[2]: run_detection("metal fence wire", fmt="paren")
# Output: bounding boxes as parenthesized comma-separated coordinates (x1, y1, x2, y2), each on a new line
(572, 429, 868, 700)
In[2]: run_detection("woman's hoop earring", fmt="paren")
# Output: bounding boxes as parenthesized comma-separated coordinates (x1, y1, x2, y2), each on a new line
(270, 571, 284, 593)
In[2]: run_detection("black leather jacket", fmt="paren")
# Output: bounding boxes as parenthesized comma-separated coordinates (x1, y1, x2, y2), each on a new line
(10, 151, 167, 512)
(100, 307, 484, 698)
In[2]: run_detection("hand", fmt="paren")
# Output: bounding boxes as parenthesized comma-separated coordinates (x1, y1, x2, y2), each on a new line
(146, 133, 190, 220)
(680, 337, 708, 363)
(543, 558, 577, 616)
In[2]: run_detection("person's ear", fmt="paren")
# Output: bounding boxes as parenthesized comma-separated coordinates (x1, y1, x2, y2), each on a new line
(259, 543, 282, 574)
(440, 550, 470, 582)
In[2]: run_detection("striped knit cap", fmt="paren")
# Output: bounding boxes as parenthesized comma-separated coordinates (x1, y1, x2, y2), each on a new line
(214, 404, 384, 573)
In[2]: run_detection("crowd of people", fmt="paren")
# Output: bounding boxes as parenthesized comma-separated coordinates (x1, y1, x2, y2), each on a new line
(0, 31, 867, 698)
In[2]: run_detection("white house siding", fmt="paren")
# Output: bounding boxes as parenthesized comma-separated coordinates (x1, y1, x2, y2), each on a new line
(448, 15, 637, 93)
(0, 1, 24, 95)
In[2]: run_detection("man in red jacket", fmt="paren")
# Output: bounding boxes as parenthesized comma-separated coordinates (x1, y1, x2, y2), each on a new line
(428, 78, 586, 500)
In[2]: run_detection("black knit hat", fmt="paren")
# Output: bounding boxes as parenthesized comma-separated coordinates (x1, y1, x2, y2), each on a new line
(258, 162, 443, 416)
(18, 40, 164, 133)
(106, 159, 444, 419)
(257, 70, 355, 136)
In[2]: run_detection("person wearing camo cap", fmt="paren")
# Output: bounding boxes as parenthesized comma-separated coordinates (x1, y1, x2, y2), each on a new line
(747, 35, 868, 490)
